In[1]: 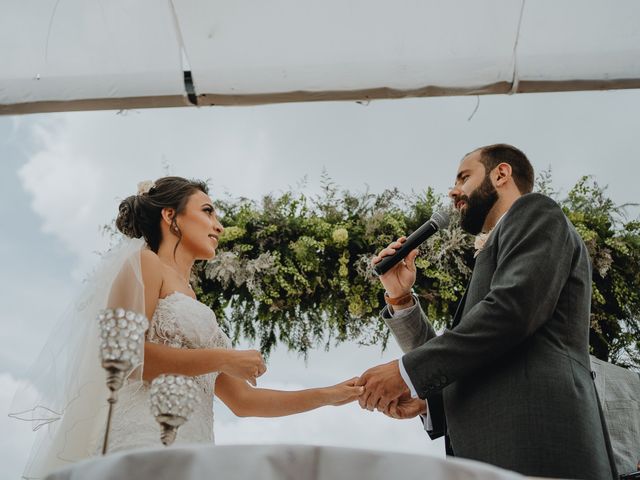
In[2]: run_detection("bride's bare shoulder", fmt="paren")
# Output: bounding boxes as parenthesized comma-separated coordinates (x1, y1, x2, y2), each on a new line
(140, 248, 161, 266)
(140, 249, 163, 290)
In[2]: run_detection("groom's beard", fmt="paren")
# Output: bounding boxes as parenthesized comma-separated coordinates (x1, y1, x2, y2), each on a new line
(459, 174, 499, 235)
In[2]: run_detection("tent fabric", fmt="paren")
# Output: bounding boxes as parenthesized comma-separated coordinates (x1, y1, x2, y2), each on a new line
(2, 0, 640, 114)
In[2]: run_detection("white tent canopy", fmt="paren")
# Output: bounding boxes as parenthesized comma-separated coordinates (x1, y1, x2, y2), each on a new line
(2, 0, 640, 115)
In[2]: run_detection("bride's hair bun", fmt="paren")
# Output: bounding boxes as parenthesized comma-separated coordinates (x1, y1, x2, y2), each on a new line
(115, 177, 209, 252)
(116, 196, 143, 239)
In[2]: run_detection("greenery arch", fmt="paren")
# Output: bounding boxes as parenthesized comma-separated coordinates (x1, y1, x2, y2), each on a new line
(192, 174, 639, 369)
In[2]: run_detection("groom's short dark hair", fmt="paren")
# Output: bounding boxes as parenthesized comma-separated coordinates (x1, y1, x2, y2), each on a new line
(477, 144, 534, 194)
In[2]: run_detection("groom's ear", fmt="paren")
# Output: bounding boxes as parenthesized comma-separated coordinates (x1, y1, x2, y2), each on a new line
(494, 162, 512, 187)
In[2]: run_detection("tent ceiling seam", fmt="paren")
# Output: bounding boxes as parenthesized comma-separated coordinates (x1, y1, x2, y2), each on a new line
(510, 0, 527, 94)
(168, 0, 198, 105)
(44, 0, 63, 66)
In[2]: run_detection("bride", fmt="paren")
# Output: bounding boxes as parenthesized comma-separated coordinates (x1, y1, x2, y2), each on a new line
(11, 176, 362, 479)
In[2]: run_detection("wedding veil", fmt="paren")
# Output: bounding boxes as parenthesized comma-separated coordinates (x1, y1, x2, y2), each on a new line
(9, 237, 147, 479)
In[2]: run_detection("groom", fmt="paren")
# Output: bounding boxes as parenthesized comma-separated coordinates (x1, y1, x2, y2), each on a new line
(357, 144, 617, 480)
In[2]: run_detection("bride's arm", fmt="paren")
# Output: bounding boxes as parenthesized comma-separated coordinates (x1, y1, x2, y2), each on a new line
(142, 344, 264, 382)
(138, 251, 265, 383)
(214, 373, 363, 417)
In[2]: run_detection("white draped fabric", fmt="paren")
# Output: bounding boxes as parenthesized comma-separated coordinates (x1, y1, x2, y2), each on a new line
(1, 0, 639, 114)
(45, 444, 534, 480)
(9, 238, 147, 479)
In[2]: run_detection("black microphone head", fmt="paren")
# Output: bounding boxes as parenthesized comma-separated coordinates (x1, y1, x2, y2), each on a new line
(430, 210, 451, 230)
(372, 208, 451, 277)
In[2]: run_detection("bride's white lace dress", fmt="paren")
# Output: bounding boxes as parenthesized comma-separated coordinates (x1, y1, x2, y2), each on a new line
(108, 291, 231, 452)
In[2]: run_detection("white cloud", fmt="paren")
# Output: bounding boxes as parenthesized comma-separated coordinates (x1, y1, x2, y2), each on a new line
(15, 109, 279, 277)
(18, 120, 107, 278)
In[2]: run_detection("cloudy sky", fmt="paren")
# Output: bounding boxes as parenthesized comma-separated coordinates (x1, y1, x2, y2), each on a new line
(1, 88, 639, 479)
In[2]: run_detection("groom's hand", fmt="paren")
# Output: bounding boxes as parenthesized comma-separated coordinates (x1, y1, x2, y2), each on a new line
(382, 393, 427, 419)
(371, 237, 418, 298)
(356, 360, 409, 412)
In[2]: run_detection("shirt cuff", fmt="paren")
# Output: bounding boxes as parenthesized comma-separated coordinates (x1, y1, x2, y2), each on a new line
(399, 357, 433, 432)
(422, 411, 434, 432)
(388, 295, 418, 318)
(398, 357, 418, 398)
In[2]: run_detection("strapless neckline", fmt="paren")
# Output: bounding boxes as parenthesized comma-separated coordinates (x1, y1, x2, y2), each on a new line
(159, 290, 197, 303)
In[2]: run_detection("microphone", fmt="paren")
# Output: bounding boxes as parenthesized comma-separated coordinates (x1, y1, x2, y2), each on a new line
(373, 210, 450, 276)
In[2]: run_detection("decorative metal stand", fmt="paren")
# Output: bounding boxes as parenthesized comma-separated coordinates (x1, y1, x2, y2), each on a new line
(98, 308, 149, 455)
(149, 374, 199, 446)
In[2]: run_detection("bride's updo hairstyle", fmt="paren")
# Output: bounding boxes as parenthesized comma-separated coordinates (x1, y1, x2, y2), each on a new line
(116, 176, 209, 253)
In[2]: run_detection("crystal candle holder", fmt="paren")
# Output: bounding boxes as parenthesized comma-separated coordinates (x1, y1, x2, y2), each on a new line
(97, 308, 149, 454)
(149, 374, 200, 446)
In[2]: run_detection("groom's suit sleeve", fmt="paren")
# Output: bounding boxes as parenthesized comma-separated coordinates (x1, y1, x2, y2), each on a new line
(402, 194, 575, 399)
(382, 300, 446, 439)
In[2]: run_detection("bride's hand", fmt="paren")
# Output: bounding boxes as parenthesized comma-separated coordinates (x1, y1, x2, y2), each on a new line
(221, 349, 266, 386)
(325, 377, 365, 406)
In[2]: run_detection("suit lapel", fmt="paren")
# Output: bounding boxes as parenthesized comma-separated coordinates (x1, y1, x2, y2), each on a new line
(451, 233, 496, 329)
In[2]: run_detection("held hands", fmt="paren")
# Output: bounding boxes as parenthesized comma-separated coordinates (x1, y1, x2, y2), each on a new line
(325, 377, 366, 406)
(222, 349, 266, 386)
(356, 360, 410, 412)
(356, 362, 426, 420)
(371, 237, 418, 298)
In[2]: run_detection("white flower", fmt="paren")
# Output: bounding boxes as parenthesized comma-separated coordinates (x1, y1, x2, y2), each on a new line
(473, 229, 493, 258)
(137, 180, 156, 195)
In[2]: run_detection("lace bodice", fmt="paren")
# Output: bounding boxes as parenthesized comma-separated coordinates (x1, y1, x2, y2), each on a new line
(107, 292, 231, 453)
(149, 291, 232, 396)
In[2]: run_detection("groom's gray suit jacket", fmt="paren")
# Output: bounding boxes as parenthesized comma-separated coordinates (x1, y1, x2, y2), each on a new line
(383, 193, 617, 480)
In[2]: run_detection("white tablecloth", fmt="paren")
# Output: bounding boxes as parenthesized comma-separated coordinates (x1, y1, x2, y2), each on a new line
(45, 444, 543, 480)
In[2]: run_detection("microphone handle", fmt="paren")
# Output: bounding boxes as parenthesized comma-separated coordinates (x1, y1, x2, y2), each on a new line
(373, 221, 438, 276)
